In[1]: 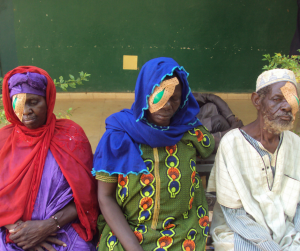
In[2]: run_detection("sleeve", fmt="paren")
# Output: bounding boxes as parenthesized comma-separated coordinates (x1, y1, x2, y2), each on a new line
(294, 203, 300, 232)
(221, 205, 281, 251)
(95, 171, 118, 183)
(189, 125, 215, 159)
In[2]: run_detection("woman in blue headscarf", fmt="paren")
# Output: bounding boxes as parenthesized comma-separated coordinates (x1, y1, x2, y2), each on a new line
(93, 57, 215, 251)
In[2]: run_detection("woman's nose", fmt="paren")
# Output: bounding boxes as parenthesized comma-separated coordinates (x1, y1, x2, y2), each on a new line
(162, 100, 172, 110)
(23, 105, 32, 115)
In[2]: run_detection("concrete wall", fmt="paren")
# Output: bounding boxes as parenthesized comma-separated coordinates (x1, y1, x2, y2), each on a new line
(0, 0, 297, 93)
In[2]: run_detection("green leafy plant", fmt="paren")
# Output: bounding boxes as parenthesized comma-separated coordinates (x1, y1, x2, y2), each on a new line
(262, 50, 300, 83)
(54, 71, 91, 91)
(0, 72, 90, 125)
(56, 107, 73, 119)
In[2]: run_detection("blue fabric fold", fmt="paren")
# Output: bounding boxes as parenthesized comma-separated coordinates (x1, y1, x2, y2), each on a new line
(93, 57, 202, 176)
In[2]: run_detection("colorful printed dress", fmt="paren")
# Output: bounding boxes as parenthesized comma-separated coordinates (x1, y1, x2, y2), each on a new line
(95, 125, 214, 251)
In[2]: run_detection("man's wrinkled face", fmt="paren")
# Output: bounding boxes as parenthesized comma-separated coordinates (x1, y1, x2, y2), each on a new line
(260, 81, 295, 134)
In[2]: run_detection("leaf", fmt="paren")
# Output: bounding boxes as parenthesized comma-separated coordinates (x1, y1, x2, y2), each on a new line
(69, 74, 75, 80)
(60, 83, 68, 91)
(79, 71, 84, 78)
(69, 83, 76, 88)
(67, 109, 73, 115)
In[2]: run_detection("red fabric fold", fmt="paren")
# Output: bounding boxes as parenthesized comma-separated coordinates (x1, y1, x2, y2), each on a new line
(5, 231, 13, 244)
(0, 66, 99, 241)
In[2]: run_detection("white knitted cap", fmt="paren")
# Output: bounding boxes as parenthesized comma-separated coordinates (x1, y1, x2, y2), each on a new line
(256, 69, 297, 92)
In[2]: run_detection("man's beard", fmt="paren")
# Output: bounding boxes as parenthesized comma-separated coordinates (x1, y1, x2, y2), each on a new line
(263, 111, 294, 135)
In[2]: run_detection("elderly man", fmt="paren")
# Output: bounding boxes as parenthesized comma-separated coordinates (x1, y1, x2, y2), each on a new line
(207, 69, 300, 251)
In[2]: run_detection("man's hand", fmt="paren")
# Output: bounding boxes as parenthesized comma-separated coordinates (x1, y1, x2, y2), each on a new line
(9, 219, 66, 250)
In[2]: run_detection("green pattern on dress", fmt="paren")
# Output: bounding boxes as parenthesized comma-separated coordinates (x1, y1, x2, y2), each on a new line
(106, 231, 119, 251)
(133, 224, 148, 244)
(165, 145, 181, 198)
(117, 175, 129, 202)
(96, 125, 214, 251)
(188, 159, 197, 211)
(138, 159, 155, 223)
(197, 205, 209, 237)
(154, 217, 176, 251)
(182, 229, 198, 251)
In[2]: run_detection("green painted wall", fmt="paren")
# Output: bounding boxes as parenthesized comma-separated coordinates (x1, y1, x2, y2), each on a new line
(0, 0, 297, 92)
(0, 0, 18, 75)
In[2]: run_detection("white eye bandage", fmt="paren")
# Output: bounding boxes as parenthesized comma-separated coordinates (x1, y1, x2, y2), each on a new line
(280, 82, 299, 117)
(12, 93, 26, 121)
(148, 77, 179, 113)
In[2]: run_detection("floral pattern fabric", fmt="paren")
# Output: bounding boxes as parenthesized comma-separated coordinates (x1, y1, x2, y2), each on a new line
(96, 126, 214, 250)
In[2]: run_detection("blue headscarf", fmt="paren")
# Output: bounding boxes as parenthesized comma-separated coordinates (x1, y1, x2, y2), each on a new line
(93, 57, 202, 176)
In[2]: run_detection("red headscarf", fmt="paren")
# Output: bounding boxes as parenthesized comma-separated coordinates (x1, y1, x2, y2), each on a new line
(0, 66, 98, 241)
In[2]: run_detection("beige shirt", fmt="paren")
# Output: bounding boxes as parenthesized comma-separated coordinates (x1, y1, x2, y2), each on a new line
(208, 129, 300, 248)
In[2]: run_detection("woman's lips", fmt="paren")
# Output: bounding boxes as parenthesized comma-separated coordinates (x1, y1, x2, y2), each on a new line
(156, 114, 172, 120)
(22, 117, 36, 124)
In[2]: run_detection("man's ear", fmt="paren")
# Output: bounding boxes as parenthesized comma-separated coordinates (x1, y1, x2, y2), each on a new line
(251, 92, 262, 111)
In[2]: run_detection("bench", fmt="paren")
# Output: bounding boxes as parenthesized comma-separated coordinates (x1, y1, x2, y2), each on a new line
(196, 154, 215, 173)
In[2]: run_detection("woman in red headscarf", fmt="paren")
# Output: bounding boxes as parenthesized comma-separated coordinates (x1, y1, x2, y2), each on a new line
(0, 66, 98, 251)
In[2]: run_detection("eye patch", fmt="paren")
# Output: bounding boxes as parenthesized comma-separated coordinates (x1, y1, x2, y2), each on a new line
(148, 77, 179, 113)
(280, 82, 299, 117)
(12, 93, 26, 121)
(153, 89, 165, 104)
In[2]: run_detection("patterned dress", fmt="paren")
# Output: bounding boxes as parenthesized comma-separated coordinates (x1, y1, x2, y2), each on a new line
(95, 126, 214, 251)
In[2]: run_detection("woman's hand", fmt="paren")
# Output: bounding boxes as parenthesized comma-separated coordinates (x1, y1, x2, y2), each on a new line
(29, 236, 67, 251)
(8, 201, 76, 249)
(5, 220, 24, 231)
(9, 219, 66, 250)
(98, 180, 144, 251)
